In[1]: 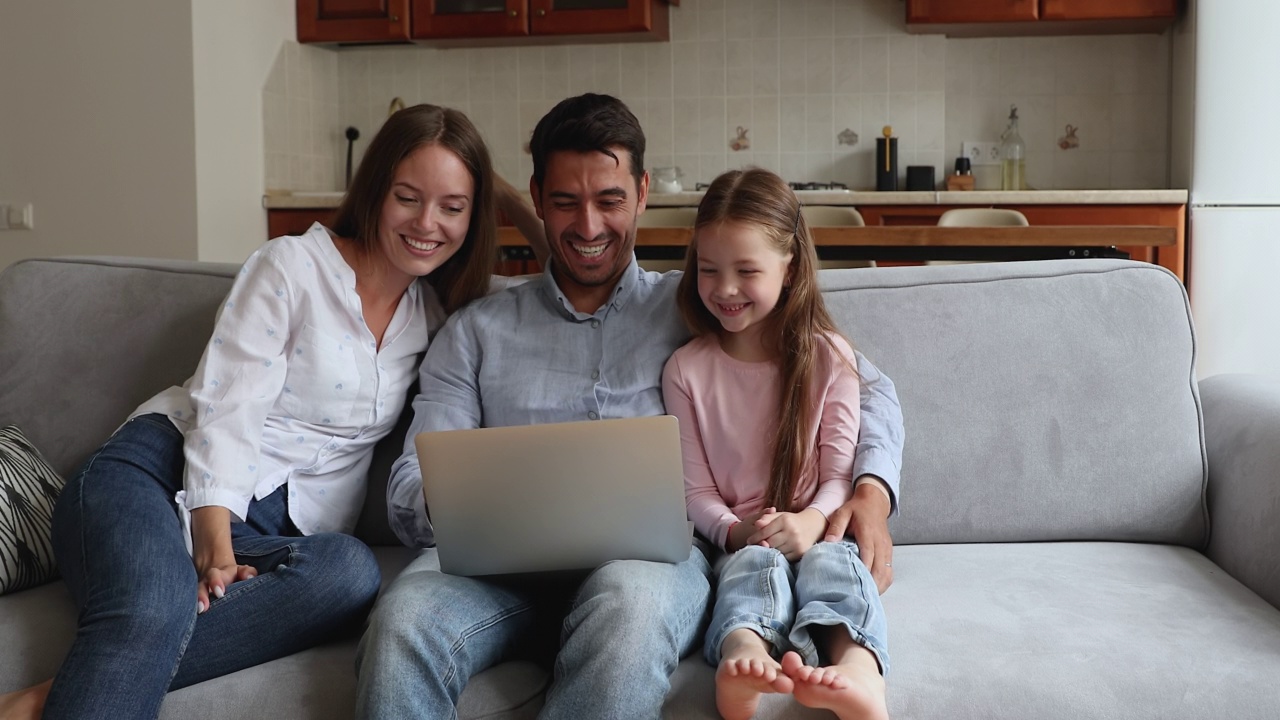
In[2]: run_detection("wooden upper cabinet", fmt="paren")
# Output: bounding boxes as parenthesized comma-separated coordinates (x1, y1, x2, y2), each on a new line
(412, 0, 530, 39)
(906, 0, 1038, 24)
(1040, 0, 1177, 21)
(529, 0, 667, 38)
(297, 0, 412, 43)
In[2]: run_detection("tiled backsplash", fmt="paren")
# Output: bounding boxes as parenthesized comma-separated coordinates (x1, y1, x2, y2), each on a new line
(263, 42, 340, 191)
(265, 0, 1171, 193)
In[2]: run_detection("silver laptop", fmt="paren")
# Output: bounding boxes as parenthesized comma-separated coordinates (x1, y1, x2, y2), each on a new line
(415, 415, 693, 576)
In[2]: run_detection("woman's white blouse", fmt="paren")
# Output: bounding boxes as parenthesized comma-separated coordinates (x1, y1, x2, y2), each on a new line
(133, 223, 444, 536)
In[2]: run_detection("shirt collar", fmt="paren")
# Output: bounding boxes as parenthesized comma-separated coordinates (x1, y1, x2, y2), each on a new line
(313, 223, 418, 301)
(539, 253, 641, 320)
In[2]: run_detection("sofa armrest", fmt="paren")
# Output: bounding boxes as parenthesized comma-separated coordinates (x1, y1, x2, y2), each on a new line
(1201, 374, 1280, 610)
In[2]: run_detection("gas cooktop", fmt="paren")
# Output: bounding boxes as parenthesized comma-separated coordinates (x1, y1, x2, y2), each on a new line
(692, 181, 851, 192)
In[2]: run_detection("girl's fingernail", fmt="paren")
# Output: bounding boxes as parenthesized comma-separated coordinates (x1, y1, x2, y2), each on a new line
(198, 600, 206, 614)
(213, 585, 225, 600)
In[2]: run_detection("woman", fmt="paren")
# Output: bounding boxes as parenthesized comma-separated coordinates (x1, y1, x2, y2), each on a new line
(0, 104, 545, 720)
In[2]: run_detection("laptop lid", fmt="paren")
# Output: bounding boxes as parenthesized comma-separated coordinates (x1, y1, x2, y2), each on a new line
(415, 415, 692, 576)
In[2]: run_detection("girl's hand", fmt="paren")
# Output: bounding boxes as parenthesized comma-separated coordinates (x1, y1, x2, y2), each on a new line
(190, 506, 258, 614)
(749, 508, 828, 562)
(726, 507, 774, 552)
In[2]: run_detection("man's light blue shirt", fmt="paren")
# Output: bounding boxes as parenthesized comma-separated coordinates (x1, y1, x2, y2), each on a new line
(387, 258, 904, 549)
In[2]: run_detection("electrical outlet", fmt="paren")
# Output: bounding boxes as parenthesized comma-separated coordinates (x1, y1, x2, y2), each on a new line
(962, 141, 1002, 167)
(1, 203, 34, 230)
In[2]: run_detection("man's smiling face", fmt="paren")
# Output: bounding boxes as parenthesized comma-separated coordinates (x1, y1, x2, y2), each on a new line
(532, 148, 649, 302)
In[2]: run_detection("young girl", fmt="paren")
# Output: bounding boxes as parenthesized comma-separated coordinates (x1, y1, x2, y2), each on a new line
(662, 168, 890, 720)
(0, 104, 546, 720)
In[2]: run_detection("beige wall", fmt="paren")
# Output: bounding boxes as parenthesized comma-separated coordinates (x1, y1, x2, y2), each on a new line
(192, 0, 295, 263)
(0, 0, 199, 271)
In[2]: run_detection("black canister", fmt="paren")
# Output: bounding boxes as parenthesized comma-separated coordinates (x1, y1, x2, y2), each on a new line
(906, 165, 935, 191)
(876, 126, 898, 191)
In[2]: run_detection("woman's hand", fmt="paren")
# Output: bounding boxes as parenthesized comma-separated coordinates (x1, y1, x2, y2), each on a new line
(190, 506, 257, 614)
(749, 508, 828, 562)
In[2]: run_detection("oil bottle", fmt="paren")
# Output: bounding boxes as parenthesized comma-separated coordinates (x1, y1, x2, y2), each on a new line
(1000, 105, 1026, 191)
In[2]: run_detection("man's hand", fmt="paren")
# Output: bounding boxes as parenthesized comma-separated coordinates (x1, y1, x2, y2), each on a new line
(749, 508, 827, 562)
(824, 478, 894, 593)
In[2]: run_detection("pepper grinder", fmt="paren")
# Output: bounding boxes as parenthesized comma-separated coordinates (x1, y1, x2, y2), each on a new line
(876, 126, 898, 191)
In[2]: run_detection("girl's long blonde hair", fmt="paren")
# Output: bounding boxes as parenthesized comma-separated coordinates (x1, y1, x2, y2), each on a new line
(676, 168, 857, 512)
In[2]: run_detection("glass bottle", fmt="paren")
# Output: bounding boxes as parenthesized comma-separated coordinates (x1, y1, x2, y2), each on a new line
(1000, 105, 1026, 191)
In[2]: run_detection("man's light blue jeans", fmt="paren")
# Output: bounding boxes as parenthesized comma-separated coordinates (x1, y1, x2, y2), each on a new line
(45, 414, 383, 720)
(355, 541, 714, 719)
(705, 540, 890, 674)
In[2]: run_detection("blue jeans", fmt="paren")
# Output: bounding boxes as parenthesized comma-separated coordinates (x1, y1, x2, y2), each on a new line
(45, 414, 382, 720)
(705, 541, 890, 674)
(354, 542, 714, 719)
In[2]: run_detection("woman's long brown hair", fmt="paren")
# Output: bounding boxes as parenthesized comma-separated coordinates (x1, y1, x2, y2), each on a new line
(676, 168, 857, 512)
(331, 104, 497, 314)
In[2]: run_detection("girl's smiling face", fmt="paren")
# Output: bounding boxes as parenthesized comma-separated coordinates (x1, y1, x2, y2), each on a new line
(694, 220, 793, 354)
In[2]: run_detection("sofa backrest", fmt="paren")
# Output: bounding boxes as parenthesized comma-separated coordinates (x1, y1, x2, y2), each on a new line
(0, 258, 240, 480)
(821, 260, 1207, 548)
(0, 257, 1208, 550)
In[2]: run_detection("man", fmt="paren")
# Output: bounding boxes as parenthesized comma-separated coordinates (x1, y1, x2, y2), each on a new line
(355, 94, 903, 719)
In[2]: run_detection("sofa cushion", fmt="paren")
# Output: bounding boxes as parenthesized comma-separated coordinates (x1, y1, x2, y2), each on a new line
(873, 542, 1280, 720)
(0, 426, 66, 594)
(820, 260, 1207, 547)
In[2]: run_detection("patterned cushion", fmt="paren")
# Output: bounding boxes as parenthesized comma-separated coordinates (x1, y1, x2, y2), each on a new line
(0, 426, 66, 594)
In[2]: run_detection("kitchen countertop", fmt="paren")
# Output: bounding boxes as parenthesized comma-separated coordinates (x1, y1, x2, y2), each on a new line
(264, 189, 1189, 210)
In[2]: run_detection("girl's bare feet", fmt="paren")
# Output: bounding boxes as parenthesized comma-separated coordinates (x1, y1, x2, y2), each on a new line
(781, 650, 888, 720)
(716, 629, 794, 720)
(0, 680, 51, 720)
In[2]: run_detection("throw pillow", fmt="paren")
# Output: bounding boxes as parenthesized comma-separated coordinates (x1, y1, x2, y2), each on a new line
(0, 425, 66, 594)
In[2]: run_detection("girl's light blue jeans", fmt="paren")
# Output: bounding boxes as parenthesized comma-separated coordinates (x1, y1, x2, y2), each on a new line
(705, 540, 890, 674)
(45, 413, 383, 720)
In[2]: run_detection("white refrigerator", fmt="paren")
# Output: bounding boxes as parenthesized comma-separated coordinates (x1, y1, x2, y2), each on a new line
(1173, 0, 1280, 379)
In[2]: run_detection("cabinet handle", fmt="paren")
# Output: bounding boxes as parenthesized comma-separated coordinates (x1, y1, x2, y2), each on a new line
(536, 8, 546, 16)
(509, 9, 518, 16)
(389, 14, 399, 22)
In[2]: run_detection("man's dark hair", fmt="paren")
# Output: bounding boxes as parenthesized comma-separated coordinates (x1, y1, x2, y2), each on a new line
(529, 93, 646, 191)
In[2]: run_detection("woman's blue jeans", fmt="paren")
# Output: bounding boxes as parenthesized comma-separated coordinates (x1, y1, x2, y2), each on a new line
(44, 414, 382, 720)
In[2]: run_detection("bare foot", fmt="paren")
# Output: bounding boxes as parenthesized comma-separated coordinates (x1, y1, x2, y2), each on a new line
(716, 629, 794, 720)
(781, 651, 888, 720)
(0, 680, 51, 720)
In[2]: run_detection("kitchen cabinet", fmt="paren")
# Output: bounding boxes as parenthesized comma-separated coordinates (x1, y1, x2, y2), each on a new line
(906, 0, 1177, 36)
(268, 208, 336, 240)
(906, 0, 1038, 25)
(1040, 0, 1177, 22)
(300, 0, 670, 45)
(414, 0, 668, 39)
(297, 0, 412, 44)
(855, 204, 1185, 281)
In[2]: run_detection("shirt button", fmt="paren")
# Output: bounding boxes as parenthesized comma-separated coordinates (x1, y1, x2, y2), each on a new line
(590, 319, 601, 329)
(591, 369, 600, 380)
(588, 411, 599, 420)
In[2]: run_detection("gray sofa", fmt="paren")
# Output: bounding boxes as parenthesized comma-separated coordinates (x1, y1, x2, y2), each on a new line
(2, 256, 1279, 719)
